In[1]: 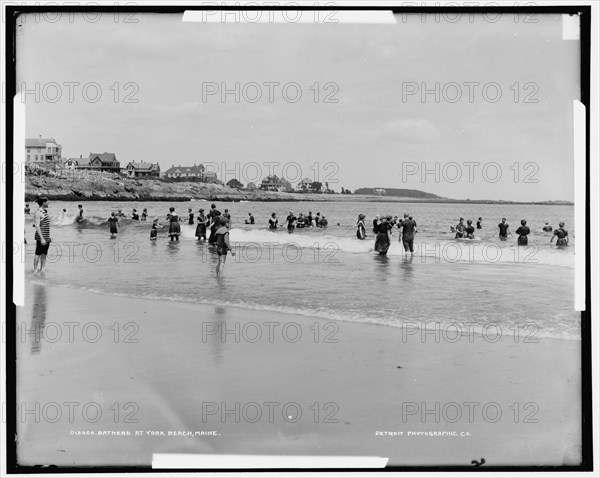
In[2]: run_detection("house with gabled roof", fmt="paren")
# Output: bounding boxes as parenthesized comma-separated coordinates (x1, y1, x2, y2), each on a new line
(77, 152, 121, 173)
(163, 163, 205, 179)
(25, 136, 62, 162)
(296, 177, 314, 192)
(125, 161, 161, 178)
(261, 175, 292, 192)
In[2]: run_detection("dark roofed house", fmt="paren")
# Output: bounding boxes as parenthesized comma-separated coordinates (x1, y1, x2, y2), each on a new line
(77, 152, 121, 173)
(125, 161, 161, 178)
(163, 164, 206, 179)
(261, 175, 292, 192)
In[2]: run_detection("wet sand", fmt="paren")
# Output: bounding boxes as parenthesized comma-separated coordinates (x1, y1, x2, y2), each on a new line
(16, 281, 581, 467)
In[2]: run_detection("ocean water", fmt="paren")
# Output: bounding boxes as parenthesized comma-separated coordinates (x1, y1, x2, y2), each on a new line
(22, 200, 579, 340)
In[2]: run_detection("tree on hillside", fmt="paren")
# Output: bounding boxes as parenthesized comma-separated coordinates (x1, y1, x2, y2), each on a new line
(226, 178, 244, 189)
(311, 181, 323, 193)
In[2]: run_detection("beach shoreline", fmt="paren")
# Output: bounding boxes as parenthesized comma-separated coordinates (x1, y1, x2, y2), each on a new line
(16, 281, 582, 467)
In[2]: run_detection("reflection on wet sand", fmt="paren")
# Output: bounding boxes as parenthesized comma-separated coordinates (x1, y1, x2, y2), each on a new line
(30, 283, 47, 354)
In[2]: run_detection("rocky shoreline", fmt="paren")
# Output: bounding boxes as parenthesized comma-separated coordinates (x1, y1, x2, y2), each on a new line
(24, 173, 573, 205)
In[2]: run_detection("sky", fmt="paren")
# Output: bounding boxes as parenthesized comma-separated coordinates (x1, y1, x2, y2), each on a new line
(16, 11, 579, 201)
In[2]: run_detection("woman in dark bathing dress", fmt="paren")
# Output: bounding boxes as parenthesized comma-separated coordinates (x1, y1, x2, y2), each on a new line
(515, 219, 531, 246)
(551, 222, 569, 247)
(374, 216, 392, 255)
(195, 208, 207, 241)
(167, 207, 181, 241)
(356, 214, 366, 240)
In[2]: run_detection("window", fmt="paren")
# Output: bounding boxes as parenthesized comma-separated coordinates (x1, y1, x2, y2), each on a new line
(35, 155, 38, 161)
(27, 155, 30, 161)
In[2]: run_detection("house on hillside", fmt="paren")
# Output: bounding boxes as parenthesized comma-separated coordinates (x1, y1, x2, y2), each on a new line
(125, 161, 161, 178)
(76, 153, 121, 173)
(163, 164, 205, 179)
(25, 136, 62, 163)
(296, 177, 314, 192)
(63, 157, 81, 170)
(261, 175, 292, 192)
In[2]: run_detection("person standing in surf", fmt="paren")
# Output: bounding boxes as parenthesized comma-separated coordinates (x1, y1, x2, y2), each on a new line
(215, 216, 236, 277)
(195, 208, 207, 241)
(374, 216, 392, 256)
(141, 208, 148, 221)
(76, 204, 84, 224)
(498, 218, 510, 241)
(284, 210, 297, 232)
(400, 214, 418, 253)
(542, 222, 553, 232)
(477, 217, 483, 229)
(372, 215, 380, 234)
(208, 204, 221, 245)
(356, 214, 366, 240)
(188, 208, 194, 225)
(166, 207, 181, 241)
(33, 197, 51, 273)
(454, 218, 466, 238)
(108, 212, 119, 238)
(515, 220, 531, 246)
(131, 209, 139, 220)
(150, 218, 164, 241)
(465, 219, 475, 239)
(551, 222, 569, 247)
(268, 212, 278, 230)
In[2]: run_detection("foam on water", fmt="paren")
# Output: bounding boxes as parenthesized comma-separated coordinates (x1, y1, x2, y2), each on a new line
(28, 276, 581, 341)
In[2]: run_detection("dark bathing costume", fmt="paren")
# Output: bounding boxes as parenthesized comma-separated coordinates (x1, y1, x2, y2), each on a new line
(208, 209, 221, 244)
(554, 227, 568, 246)
(195, 213, 207, 239)
(374, 221, 392, 255)
(400, 218, 417, 252)
(465, 225, 475, 239)
(215, 227, 230, 256)
(356, 220, 366, 239)
(108, 216, 118, 234)
(498, 222, 509, 239)
(286, 214, 296, 230)
(515, 225, 530, 246)
(269, 217, 278, 230)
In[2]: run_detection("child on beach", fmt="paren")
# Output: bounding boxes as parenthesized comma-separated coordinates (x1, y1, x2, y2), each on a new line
(77, 204, 84, 224)
(215, 216, 235, 276)
(150, 218, 164, 241)
(141, 208, 148, 221)
(107, 212, 119, 238)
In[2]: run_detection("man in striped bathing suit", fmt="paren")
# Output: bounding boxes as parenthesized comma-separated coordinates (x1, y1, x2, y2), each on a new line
(33, 197, 51, 273)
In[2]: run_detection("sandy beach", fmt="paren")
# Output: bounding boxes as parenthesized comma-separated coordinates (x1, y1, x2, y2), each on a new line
(15, 281, 581, 468)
